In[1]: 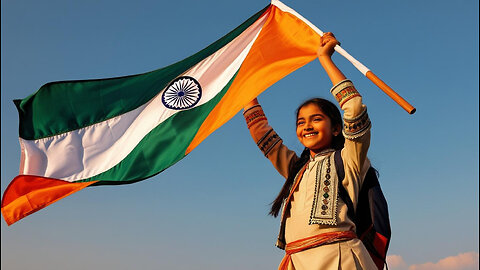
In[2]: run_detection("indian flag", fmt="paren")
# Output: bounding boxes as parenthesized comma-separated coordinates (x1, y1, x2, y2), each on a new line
(2, 0, 324, 225)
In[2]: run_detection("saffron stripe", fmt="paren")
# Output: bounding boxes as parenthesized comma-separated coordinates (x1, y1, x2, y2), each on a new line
(1, 176, 97, 226)
(187, 4, 320, 153)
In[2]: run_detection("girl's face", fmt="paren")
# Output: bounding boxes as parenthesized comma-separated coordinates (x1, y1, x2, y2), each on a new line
(296, 103, 340, 156)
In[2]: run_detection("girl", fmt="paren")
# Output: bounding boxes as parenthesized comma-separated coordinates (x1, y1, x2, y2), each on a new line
(243, 33, 376, 269)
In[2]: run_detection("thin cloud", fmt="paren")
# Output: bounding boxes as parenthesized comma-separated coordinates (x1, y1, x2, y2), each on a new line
(385, 252, 479, 270)
(387, 254, 407, 270)
(408, 252, 479, 270)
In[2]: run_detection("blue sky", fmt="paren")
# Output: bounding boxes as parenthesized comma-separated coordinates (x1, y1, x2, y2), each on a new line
(1, 0, 478, 269)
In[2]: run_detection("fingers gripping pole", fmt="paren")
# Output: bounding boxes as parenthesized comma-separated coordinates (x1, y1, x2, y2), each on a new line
(271, 0, 416, 114)
(334, 45, 416, 114)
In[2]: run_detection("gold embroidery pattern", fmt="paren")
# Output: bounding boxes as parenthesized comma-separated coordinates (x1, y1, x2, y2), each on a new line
(330, 79, 361, 107)
(335, 86, 361, 107)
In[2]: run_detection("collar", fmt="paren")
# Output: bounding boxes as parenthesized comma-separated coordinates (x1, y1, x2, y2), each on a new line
(309, 148, 335, 162)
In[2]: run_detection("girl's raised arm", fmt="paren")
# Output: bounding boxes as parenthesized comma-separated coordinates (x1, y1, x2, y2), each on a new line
(317, 33, 347, 86)
(317, 33, 368, 125)
(318, 33, 372, 204)
(243, 99, 298, 179)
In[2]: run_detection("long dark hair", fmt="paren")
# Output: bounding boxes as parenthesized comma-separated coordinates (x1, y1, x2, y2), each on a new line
(269, 98, 345, 217)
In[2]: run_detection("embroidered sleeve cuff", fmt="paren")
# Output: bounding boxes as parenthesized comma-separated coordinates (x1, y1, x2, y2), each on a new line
(343, 107, 371, 140)
(243, 104, 268, 129)
(257, 128, 282, 157)
(330, 79, 361, 108)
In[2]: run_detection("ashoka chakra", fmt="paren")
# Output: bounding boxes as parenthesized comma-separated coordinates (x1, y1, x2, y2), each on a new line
(162, 76, 202, 110)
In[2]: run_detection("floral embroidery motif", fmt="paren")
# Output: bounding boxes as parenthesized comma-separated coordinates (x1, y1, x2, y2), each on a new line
(310, 154, 339, 226)
(330, 79, 361, 107)
(335, 86, 361, 107)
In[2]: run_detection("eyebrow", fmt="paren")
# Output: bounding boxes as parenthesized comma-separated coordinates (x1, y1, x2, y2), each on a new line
(297, 114, 325, 120)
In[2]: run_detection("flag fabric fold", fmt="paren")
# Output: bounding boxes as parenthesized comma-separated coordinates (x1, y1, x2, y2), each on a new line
(2, 0, 322, 225)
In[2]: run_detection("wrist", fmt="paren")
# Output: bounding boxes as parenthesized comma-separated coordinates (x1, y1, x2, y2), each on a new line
(243, 98, 259, 111)
(318, 55, 333, 62)
(318, 57, 346, 85)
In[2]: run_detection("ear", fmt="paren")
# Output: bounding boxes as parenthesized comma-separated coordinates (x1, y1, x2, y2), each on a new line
(332, 124, 342, 137)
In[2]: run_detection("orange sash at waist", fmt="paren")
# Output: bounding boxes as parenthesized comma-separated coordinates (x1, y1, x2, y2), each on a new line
(278, 230, 357, 270)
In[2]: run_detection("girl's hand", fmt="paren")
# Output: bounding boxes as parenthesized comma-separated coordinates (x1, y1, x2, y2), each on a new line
(316, 32, 346, 85)
(317, 32, 340, 58)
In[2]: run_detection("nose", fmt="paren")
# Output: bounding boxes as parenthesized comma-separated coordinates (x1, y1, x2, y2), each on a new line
(304, 122, 313, 131)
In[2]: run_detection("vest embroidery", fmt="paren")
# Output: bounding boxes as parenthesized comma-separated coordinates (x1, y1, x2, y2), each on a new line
(309, 153, 339, 225)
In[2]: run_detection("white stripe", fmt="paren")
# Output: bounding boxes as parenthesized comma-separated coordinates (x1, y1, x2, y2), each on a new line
(271, 0, 370, 75)
(20, 12, 269, 182)
(332, 46, 370, 75)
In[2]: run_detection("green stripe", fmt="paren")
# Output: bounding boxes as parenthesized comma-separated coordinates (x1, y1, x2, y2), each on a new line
(16, 5, 269, 140)
(80, 71, 238, 185)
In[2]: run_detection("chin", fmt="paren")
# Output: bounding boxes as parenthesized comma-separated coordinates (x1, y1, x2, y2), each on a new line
(309, 144, 331, 153)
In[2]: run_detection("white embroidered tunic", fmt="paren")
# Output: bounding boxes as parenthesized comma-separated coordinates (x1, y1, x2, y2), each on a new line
(244, 80, 377, 270)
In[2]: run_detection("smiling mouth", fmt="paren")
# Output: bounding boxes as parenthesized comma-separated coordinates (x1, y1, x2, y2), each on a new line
(304, 132, 318, 138)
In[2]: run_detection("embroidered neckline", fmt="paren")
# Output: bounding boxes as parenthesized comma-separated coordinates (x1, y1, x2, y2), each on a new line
(310, 148, 335, 161)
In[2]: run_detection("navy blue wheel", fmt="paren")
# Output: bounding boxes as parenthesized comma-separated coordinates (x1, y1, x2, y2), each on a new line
(162, 76, 202, 110)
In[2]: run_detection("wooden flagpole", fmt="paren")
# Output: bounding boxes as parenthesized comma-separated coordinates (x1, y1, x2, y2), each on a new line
(271, 0, 416, 114)
(334, 46, 416, 114)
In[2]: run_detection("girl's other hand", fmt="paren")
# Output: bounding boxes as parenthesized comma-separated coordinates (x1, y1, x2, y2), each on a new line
(317, 32, 340, 58)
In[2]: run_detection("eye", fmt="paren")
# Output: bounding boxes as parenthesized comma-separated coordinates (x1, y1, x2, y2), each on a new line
(296, 120, 305, 126)
(313, 117, 323, 122)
